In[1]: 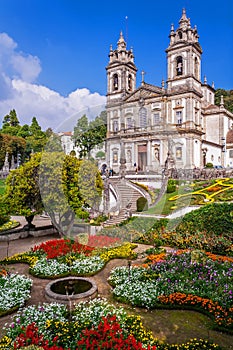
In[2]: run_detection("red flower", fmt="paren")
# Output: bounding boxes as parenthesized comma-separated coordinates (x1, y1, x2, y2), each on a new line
(76, 315, 156, 349)
(32, 239, 94, 259)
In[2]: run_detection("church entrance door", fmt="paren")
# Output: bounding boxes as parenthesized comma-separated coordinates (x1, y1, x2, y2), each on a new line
(138, 144, 147, 171)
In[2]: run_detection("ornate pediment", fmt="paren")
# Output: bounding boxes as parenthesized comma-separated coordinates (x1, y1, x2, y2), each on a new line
(202, 104, 220, 114)
(124, 83, 163, 103)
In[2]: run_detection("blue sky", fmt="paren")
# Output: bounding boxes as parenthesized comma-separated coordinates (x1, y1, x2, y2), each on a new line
(0, 0, 232, 130)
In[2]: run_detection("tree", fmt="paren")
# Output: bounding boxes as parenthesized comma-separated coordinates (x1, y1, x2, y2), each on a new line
(24, 117, 47, 155)
(39, 152, 103, 235)
(17, 124, 30, 139)
(3, 153, 43, 217)
(215, 88, 233, 113)
(0, 110, 48, 165)
(73, 111, 107, 158)
(0, 133, 26, 169)
(78, 159, 104, 212)
(1, 109, 20, 135)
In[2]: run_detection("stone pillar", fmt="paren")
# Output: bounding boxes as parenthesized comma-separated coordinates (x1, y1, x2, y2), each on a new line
(119, 140, 127, 178)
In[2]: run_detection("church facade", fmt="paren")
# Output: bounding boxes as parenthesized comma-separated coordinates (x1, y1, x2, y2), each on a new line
(105, 9, 233, 174)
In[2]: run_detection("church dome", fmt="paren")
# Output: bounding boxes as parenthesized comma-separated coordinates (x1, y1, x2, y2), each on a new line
(226, 129, 233, 144)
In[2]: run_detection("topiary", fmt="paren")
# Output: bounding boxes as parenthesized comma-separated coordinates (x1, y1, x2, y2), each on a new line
(166, 179, 177, 193)
(136, 197, 148, 212)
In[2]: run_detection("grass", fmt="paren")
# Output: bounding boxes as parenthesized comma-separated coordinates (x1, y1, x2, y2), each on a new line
(136, 308, 233, 349)
(142, 179, 233, 216)
(145, 186, 195, 216)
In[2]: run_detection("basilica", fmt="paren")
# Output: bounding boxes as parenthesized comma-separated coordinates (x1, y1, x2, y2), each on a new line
(105, 9, 233, 174)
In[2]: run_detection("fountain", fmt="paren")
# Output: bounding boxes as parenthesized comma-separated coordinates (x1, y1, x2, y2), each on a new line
(45, 277, 97, 307)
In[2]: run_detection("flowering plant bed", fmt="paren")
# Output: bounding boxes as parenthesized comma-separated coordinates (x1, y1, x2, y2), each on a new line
(109, 250, 233, 332)
(0, 239, 137, 279)
(0, 299, 222, 350)
(0, 273, 32, 317)
(0, 220, 19, 233)
(32, 238, 95, 259)
(168, 178, 233, 205)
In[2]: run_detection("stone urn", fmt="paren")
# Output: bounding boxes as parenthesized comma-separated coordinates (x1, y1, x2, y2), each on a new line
(24, 215, 36, 230)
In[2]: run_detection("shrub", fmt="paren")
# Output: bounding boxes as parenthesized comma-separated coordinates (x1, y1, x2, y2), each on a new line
(166, 179, 176, 193)
(137, 197, 148, 212)
(175, 202, 233, 236)
(0, 199, 10, 226)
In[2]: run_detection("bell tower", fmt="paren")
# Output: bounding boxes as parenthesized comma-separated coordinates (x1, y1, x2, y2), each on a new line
(106, 32, 137, 103)
(166, 9, 202, 93)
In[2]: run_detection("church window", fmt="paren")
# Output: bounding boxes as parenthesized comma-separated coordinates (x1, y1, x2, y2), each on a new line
(176, 147, 182, 160)
(176, 111, 182, 124)
(176, 56, 183, 76)
(113, 74, 118, 91)
(113, 150, 118, 163)
(113, 120, 118, 132)
(139, 107, 147, 128)
(128, 74, 132, 91)
(126, 117, 133, 129)
(154, 113, 160, 124)
(178, 31, 182, 39)
(194, 57, 199, 79)
(229, 150, 233, 158)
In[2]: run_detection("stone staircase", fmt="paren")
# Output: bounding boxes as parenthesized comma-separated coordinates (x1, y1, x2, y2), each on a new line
(103, 178, 151, 227)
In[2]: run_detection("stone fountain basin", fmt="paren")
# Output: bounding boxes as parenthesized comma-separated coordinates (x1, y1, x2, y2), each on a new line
(45, 277, 98, 306)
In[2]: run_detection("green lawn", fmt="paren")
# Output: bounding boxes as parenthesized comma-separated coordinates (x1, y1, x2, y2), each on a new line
(145, 183, 195, 215)
(144, 179, 233, 216)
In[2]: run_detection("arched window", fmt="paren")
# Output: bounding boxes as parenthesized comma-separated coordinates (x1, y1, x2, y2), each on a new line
(113, 119, 118, 132)
(194, 57, 199, 79)
(139, 107, 147, 128)
(113, 74, 118, 91)
(178, 31, 182, 39)
(113, 150, 118, 163)
(128, 74, 132, 91)
(176, 56, 183, 76)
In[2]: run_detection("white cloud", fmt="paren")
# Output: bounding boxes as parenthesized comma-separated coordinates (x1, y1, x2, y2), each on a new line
(0, 32, 17, 51)
(11, 54, 41, 82)
(0, 32, 106, 131)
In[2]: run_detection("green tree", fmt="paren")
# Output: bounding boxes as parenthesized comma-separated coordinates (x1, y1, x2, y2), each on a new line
(1, 109, 21, 136)
(4, 153, 43, 217)
(0, 111, 49, 165)
(73, 111, 107, 158)
(78, 159, 104, 212)
(0, 133, 26, 169)
(25, 117, 47, 155)
(215, 88, 233, 113)
(17, 124, 30, 139)
(39, 152, 103, 235)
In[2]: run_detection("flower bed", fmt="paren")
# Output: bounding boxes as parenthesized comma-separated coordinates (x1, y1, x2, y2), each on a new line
(0, 220, 19, 233)
(0, 239, 137, 279)
(168, 178, 233, 205)
(109, 251, 233, 331)
(32, 238, 95, 259)
(0, 273, 32, 316)
(0, 299, 221, 350)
